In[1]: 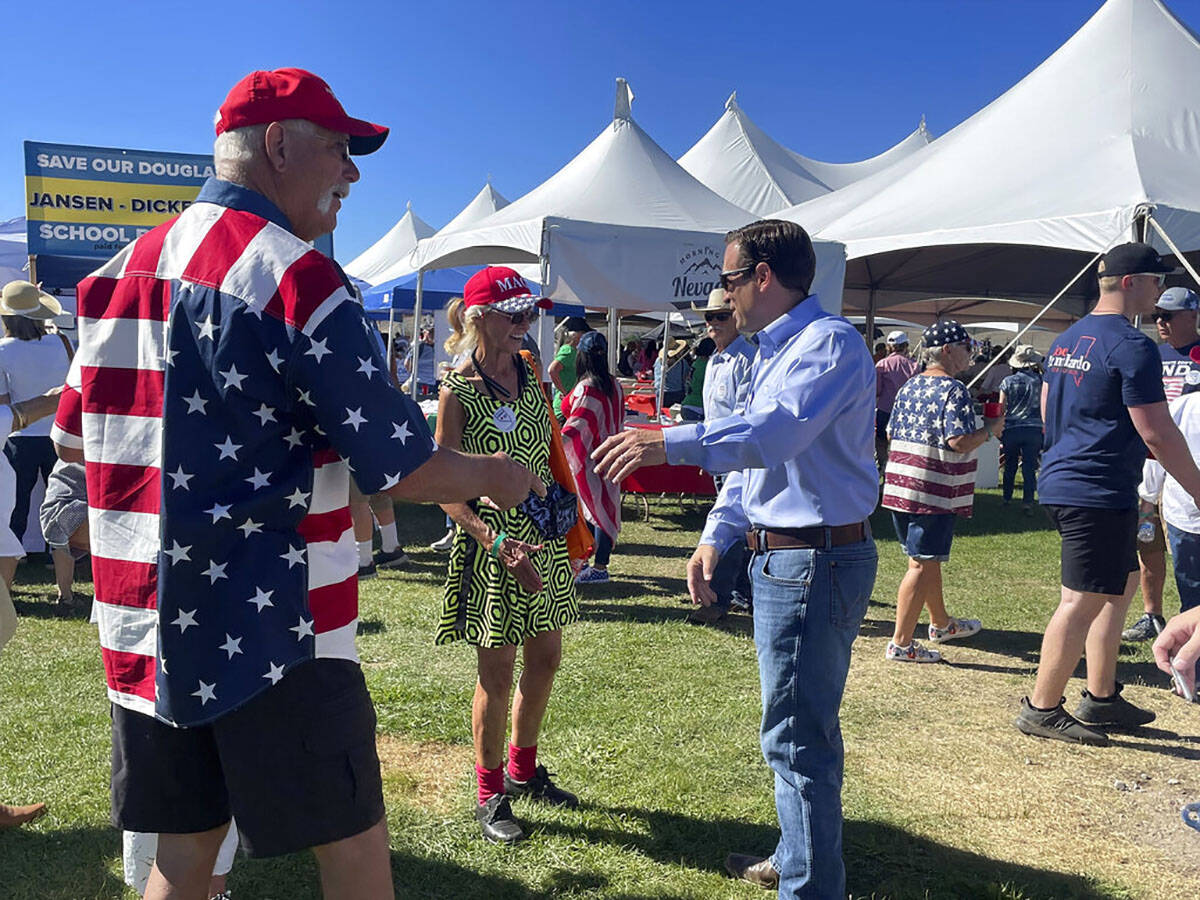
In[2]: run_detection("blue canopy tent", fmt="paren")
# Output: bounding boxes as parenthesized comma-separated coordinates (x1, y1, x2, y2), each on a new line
(361, 265, 584, 318)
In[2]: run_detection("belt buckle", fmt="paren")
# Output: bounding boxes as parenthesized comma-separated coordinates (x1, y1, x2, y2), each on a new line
(754, 527, 768, 553)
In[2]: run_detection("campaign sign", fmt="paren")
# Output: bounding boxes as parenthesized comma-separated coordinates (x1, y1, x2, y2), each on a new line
(25, 141, 214, 259)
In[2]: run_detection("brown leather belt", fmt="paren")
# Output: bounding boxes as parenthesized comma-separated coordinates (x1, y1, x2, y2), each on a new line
(745, 522, 870, 553)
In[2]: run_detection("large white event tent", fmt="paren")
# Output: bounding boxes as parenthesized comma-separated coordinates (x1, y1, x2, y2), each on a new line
(679, 93, 931, 216)
(409, 80, 847, 317)
(364, 181, 512, 288)
(781, 0, 1200, 333)
(344, 203, 435, 285)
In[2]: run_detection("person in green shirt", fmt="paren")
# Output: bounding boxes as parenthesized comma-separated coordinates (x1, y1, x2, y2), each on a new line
(680, 337, 714, 421)
(549, 316, 591, 414)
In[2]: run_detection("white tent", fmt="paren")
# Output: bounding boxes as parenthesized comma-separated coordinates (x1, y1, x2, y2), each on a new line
(344, 203, 435, 285)
(679, 93, 931, 216)
(0, 217, 28, 285)
(782, 0, 1200, 323)
(411, 80, 846, 314)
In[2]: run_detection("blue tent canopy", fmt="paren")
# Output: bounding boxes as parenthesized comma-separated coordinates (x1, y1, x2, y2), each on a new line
(361, 266, 584, 320)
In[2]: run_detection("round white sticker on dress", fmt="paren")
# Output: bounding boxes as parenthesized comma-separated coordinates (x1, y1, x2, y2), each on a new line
(493, 406, 517, 433)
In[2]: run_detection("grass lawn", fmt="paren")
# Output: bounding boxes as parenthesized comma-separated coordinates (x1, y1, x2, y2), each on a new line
(1, 490, 1198, 899)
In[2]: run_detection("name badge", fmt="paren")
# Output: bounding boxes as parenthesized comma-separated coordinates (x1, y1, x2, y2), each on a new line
(493, 406, 517, 433)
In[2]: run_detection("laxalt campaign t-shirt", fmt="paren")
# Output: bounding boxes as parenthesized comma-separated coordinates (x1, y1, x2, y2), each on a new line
(1039, 313, 1165, 510)
(1159, 339, 1200, 400)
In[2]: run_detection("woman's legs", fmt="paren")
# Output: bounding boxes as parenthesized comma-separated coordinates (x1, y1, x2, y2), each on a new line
(1021, 433, 1041, 505)
(473, 644, 518, 771)
(511, 629, 563, 750)
(589, 524, 613, 570)
(892, 558, 947, 647)
(1001, 433, 1020, 503)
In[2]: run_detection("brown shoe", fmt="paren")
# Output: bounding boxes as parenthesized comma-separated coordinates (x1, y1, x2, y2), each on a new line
(687, 604, 728, 626)
(0, 802, 46, 828)
(724, 853, 779, 889)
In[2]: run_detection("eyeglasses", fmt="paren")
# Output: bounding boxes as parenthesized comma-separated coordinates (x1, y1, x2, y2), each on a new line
(1153, 310, 1176, 323)
(705, 311, 733, 324)
(718, 266, 755, 290)
(487, 307, 534, 325)
(1131, 272, 1168, 287)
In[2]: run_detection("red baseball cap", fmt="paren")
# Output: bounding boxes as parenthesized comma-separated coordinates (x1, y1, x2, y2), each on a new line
(216, 68, 389, 156)
(464, 266, 552, 313)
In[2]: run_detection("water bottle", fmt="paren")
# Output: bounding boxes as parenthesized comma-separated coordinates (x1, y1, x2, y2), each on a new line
(1137, 520, 1155, 543)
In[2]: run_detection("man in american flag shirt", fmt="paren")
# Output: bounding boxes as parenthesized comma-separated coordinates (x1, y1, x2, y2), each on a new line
(51, 68, 543, 899)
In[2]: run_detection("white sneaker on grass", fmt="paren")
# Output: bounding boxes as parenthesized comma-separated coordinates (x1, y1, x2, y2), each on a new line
(928, 616, 982, 644)
(430, 529, 455, 552)
(885, 640, 941, 663)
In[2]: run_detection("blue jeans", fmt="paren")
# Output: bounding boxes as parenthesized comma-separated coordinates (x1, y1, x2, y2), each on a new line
(1167, 523, 1200, 613)
(590, 523, 613, 568)
(1001, 427, 1042, 504)
(751, 538, 878, 898)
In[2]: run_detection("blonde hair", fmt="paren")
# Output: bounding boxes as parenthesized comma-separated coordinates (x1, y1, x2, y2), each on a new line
(444, 299, 484, 358)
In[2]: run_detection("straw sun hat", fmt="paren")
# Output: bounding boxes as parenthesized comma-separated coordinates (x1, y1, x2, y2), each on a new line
(0, 281, 62, 320)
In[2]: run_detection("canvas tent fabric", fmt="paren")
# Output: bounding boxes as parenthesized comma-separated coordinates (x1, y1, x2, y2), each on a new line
(410, 80, 847, 313)
(0, 218, 28, 285)
(344, 203, 436, 285)
(781, 0, 1200, 323)
(679, 93, 931, 216)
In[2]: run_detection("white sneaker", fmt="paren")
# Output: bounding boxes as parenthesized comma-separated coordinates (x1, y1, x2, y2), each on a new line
(885, 640, 941, 663)
(430, 529, 455, 552)
(928, 617, 982, 644)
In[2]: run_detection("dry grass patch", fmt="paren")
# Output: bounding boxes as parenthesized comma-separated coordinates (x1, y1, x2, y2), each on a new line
(843, 629, 1200, 898)
(377, 734, 473, 815)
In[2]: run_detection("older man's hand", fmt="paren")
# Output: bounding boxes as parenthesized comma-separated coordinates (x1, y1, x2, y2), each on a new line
(488, 452, 547, 510)
(686, 544, 721, 607)
(592, 428, 667, 484)
(1153, 606, 1200, 698)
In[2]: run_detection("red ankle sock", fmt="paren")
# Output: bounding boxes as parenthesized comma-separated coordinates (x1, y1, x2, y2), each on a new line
(507, 743, 537, 783)
(476, 764, 504, 805)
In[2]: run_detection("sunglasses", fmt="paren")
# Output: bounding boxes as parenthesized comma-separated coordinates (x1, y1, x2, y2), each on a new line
(1131, 272, 1168, 287)
(1153, 310, 1177, 323)
(705, 310, 733, 324)
(718, 265, 755, 290)
(487, 307, 535, 325)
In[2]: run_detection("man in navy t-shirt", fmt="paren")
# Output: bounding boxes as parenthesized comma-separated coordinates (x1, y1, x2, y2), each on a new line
(1124, 287, 1200, 642)
(1017, 243, 1200, 747)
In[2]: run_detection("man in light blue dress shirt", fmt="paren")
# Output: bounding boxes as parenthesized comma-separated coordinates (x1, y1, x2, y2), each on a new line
(688, 288, 756, 625)
(595, 221, 878, 898)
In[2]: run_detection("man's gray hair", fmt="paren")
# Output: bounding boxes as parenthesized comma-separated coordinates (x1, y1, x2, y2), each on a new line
(211, 115, 318, 172)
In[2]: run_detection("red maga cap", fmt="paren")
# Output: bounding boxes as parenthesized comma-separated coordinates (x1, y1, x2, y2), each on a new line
(216, 68, 388, 155)
(464, 266, 552, 313)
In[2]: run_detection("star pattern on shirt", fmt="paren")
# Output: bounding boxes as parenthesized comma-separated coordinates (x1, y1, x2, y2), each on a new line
(889, 376, 975, 447)
(219, 634, 243, 660)
(392, 421, 411, 444)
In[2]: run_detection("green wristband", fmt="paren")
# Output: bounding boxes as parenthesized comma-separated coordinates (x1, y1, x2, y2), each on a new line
(490, 532, 507, 558)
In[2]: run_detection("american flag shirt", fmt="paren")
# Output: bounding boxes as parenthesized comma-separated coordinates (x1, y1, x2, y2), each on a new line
(52, 178, 435, 726)
(881, 374, 979, 517)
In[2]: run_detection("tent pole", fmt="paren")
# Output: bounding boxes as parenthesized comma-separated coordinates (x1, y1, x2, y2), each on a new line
(865, 287, 876, 349)
(410, 270, 424, 400)
(386, 291, 396, 371)
(966, 227, 1129, 391)
(607, 308, 618, 375)
(1147, 216, 1200, 289)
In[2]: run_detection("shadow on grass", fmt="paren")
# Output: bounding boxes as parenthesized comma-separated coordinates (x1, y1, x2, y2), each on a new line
(0, 825, 126, 900)
(358, 618, 387, 636)
(11, 595, 92, 621)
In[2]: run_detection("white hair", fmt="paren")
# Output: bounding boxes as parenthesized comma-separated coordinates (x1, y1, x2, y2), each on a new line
(211, 115, 318, 173)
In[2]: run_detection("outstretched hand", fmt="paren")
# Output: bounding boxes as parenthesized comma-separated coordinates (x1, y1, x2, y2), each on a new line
(592, 428, 667, 484)
(1153, 607, 1200, 698)
(488, 452, 547, 509)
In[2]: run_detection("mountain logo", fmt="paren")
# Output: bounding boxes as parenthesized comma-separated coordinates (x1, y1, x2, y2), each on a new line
(672, 245, 722, 300)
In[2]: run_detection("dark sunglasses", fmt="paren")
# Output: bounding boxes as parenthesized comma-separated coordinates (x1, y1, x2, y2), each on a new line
(705, 310, 733, 324)
(487, 307, 535, 325)
(1153, 310, 1177, 323)
(718, 265, 755, 290)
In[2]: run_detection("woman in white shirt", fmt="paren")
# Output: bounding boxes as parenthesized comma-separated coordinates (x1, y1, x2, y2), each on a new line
(0, 282, 72, 598)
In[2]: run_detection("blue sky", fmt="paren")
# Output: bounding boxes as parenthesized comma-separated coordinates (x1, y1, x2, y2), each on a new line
(6, 0, 1199, 262)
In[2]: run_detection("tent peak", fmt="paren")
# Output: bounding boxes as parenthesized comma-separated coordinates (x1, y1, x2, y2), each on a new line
(614, 78, 634, 123)
(725, 91, 738, 111)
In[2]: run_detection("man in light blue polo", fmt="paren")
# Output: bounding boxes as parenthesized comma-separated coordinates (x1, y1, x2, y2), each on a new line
(594, 220, 878, 898)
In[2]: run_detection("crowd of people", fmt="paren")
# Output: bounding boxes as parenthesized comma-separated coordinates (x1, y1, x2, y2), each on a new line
(2, 65, 1200, 900)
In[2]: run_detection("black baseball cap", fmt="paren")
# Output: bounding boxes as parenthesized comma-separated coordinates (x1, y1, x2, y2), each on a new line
(562, 316, 592, 332)
(1098, 242, 1178, 278)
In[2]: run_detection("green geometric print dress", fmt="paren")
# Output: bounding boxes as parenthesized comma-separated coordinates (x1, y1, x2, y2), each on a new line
(437, 358, 579, 648)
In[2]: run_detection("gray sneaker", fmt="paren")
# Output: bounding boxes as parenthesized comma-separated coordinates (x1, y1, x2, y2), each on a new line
(1014, 696, 1109, 746)
(1072, 682, 1155, 730)
(1121, 613, 1165, 642)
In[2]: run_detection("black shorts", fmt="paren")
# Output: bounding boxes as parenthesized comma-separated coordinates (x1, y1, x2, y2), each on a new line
(111, 659, 384, 858)
(1044, 505, 1138, 596)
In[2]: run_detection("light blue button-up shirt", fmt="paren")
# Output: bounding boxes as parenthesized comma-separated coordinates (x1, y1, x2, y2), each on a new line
(702, 334, 755, 421)
(662, 295, 879, 553)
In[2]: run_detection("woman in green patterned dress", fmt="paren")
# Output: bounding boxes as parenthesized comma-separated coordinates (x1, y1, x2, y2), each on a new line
(435, 267, 579, 844)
